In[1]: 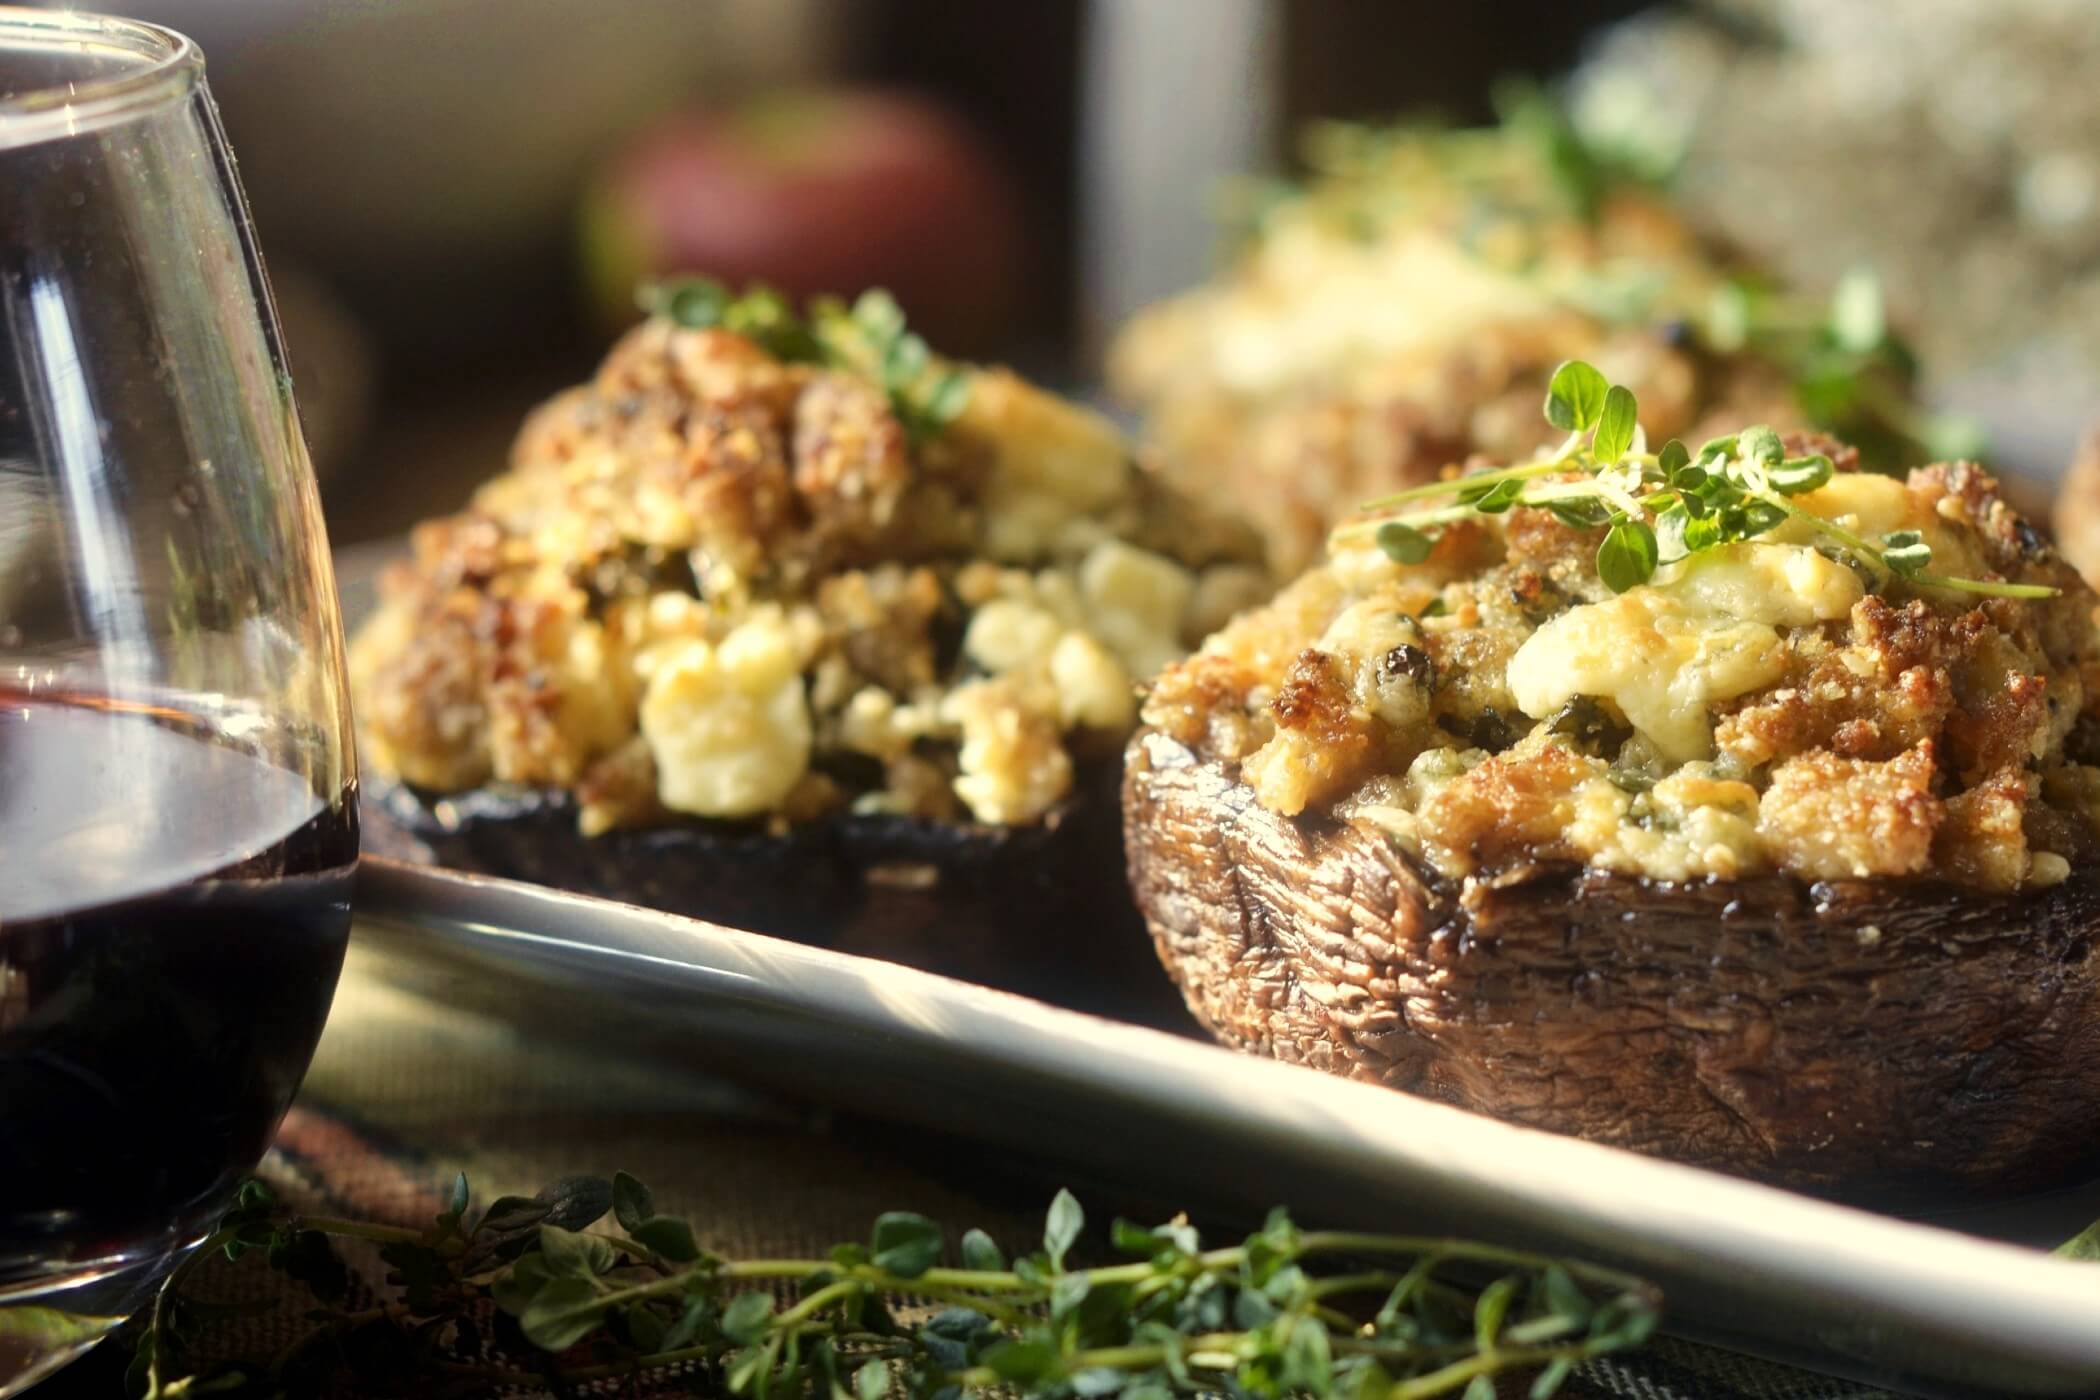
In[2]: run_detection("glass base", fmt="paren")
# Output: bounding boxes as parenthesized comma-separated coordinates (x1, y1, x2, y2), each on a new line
(0, 1239, 201, 1398)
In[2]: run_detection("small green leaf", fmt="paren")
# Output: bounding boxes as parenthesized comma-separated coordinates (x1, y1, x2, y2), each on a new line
(536, 1176, 614, 1233)
(437, 1171, 470, 1230)
(728, 1345, 772, 1396)
(1769, 453, 1833, 495)
(1541, 1265, 1592, 1322)
(1830, 267, 1886, 354)
(492, 1254, 553, 1316)
(1460, 477, 1525, 513)
(630, 1216, 701, 1264)
(1376, 520, 1436, 564)
(519, 1277, 606, 1352)
(1473, 1276, 1518, 1352)
(1545, 360, 1610, 432)
(982, 1339, 1059, 1385)
(854, 1359, 891, 1400)
(1654, 503, 1692, 565)
(1111, 1219, 1161, 1256)
(721, 1291, 776, 1346)
(1738, 424, 1785, 468)
(1657, 438, 1690, 476)
(921, 371, 972, 432)
(644, 277, 729, 330)
(871, 1212, 943, 1279)
(1597, 520, 1659, 593)
(853, 289, 908, 348)
(1044, 1189, 1085, 1270)
(623, 1302, 668, 1354)
(662, 1297, 712, 1351)
(537, 1225, 614, 1280)
(1739, 500, 1788, 538)
(884, 331, 930, 386)
(1592, 384, 1638, 462)
(1694, 434, 1738, 466)
(1545, 496, 1610, 531)
(1531, 1356, 1575, 1399)
(612, 1172, 654, 1233)
(1050, 1272, 1090, 1320)
(1282, 1318, 1333, 1391)
(1233, 1289, 1279, 1328)
(960, 1228, 1005, 1273)
(479, 1195, 549, 1235)
(1881, 530, 1932, 577)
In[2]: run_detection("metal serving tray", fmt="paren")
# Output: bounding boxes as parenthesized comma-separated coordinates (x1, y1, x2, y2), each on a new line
(351, 858, 2100, 1400)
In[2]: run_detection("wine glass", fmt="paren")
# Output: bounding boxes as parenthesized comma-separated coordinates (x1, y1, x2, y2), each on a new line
(0, 9, 357, 1392)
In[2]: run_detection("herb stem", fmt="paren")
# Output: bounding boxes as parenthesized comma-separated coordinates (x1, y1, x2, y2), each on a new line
(1351, 459, 1568, 514)
(1910, 574, 2060, 600)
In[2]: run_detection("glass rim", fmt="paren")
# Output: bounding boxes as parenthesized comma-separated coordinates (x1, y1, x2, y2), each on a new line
(0, 6, 201, 149)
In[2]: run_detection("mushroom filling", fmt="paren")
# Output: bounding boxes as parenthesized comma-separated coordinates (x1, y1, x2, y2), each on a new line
(1144, 451, 2100, 891)
(350, 294, 1265, 836)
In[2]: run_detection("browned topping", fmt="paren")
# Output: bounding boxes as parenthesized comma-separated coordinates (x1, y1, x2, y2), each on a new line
(351, 315, 1265, 831)
(1147, 449, 2100, 892)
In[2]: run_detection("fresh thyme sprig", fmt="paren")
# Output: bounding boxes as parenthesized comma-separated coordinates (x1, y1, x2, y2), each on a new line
(638, 279, 971, 446)
(125, 1175, 1660, 1400)
(1332, 359, 2056, 602)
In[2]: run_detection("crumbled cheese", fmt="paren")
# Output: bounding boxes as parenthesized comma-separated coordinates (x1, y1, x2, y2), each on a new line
(640, 618, 813, 818)
(1050, 631, 1136, 731)
(945, 678, 1073, 824)
(963, 599, 1066, 675)
(1080, 540, 1195, 679)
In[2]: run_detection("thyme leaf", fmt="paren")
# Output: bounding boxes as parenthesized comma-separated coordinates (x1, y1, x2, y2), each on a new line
(637, 279, 972, 445)
(1334, 359, 2058, 601)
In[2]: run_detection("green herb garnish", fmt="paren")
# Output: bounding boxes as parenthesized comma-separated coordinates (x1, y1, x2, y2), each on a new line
(1333, 360, 2056, 601)
(637, 280, 971, 446)
(118, 1175, 1660, 1399)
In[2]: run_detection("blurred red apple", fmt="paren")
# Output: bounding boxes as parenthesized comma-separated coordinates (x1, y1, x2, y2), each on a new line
(581, 88, 1029, 354)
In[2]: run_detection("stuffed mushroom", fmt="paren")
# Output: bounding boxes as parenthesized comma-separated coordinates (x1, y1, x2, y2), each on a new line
(1109, 106, 1947, 576)
(1124, 363, 2100, 1197)
(351, 285, 1265, 1016)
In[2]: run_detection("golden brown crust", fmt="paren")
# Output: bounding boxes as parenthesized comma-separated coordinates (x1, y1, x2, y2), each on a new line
(350, 316, 1266, 832)
(1144, 454, 2100, 892)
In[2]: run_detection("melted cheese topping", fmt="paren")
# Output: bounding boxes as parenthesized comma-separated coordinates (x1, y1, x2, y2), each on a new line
(1507, 544, 1863, 761)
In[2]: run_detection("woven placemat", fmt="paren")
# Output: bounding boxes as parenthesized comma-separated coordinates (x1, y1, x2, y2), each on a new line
(27, 947, 1900, 1400)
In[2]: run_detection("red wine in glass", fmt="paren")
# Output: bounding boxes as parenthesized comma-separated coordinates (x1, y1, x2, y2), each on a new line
(0, 689, 355, 1273)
